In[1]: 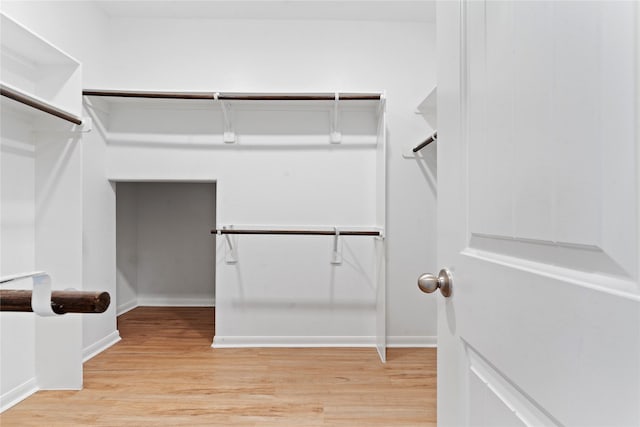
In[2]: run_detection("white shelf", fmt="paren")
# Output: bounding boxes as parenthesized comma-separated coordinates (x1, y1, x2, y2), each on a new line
(1, 12, 82, 117)
(416, 86, 437, 128)
(83, 90, 384, 146)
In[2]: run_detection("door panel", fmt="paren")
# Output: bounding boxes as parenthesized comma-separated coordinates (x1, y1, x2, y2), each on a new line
(468, 0, 637, 279)
(437, 1, 639, 425)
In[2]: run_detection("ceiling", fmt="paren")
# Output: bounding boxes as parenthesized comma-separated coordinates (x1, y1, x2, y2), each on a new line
(94, 1, 436, 23)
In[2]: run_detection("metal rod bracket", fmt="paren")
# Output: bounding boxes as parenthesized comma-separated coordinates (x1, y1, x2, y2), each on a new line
(215, 92, 236, 143)
(330, 92, 342, 144)
(220, 226, 238, 263)
(331, 227, 342, 265)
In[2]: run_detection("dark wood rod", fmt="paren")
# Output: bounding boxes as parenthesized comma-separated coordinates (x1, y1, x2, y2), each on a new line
(83, 89, 215, 100)
(1, 84, 83, 125)
(83, 90, 381, 101)
(412, 131, 438, 153)
(211, 229, 381, 236)
(0, 290, 111, 314)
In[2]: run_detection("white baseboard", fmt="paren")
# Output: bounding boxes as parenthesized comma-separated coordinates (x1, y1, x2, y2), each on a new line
(0, 378, 38, 413)
(82, 331, 122, 362)
(117, 298, 138, 316)
(213, 335, 437, 349)
(212, 335, 377, 348)
(387, 335, 437, 348)
(136, 296, 215, 307)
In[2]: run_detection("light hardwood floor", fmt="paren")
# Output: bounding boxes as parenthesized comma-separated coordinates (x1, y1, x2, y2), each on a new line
(1, 307, 436, 426)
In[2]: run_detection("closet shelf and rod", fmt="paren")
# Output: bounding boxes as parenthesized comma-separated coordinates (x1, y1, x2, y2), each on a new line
(212, 229, 382, 236)
(1, 83, 83, 125)
(83, 89, 382, 101)
(412, 131, 437, 153)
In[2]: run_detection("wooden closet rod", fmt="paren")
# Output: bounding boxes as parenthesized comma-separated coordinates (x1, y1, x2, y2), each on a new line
(82, 89, 215, 100)
(412, 131, 437, 153)
(83, 89, 382, 101)
(0, 290, 111, 314)
(1, 84, 83, 125)
(212, 229, 381, 236)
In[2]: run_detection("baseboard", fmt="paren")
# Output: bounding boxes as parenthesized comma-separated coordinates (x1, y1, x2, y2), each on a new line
(387, 335, 437, 348)
(212, 335, 377, 348)
(136, 296, 215, 307)
(117, 299, 138, 316)
(82, 331, 122, 362)
(0, 378, 38, 413)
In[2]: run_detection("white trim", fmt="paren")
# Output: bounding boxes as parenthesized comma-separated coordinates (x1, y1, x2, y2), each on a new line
(462, 248, 640, 302)
(467, 343, 559, 426)
(212, 335, 376, 348)
(82, 331, 122, 362)
(387, 335, 437, 348)
(0, 378, 38, 413)
(212, 335, 437, 348)
(136, 296, 215, 307)
(116, 298, 138, 316)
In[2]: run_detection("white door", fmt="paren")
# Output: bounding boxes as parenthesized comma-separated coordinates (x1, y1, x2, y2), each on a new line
(432, 1, 640, 425)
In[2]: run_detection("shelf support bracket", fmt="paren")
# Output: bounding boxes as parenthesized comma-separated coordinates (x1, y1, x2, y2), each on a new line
(219, 226, 238, 263)
(215, 93, 235, 143)
(330, 92, 341, 144)
(331, 227, 342, 265)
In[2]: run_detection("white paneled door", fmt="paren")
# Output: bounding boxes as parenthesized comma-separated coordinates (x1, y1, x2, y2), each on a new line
(433, 1, 639, 425)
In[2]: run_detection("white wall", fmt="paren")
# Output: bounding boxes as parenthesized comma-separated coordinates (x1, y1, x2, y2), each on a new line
(0, 109, 37, 410)
(1, 2, 92, 408)
(101, 100, 382, 343)
(115, 183, 138, 314)
(101, 17, 438, 344)
(0, 1, 119, 359)
(1, 115, 85, 409)
(116, 182, 216, 311)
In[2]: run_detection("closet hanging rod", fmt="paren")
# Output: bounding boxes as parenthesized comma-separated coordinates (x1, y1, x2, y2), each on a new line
(1, 84, 83, 125)
(212, 229, 381, 236)
(82, 89, 382, 101)
(412, 131, 438, 153)
(83, 89, 215, 100)
(0, 290, 111, 314)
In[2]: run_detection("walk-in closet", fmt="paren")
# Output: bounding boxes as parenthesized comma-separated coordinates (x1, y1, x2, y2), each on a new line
(4, 2, 637, 425)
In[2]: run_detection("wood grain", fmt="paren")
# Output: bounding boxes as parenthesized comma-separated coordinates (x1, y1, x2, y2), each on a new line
(0, 290, 110, 314)
(0, 307, 436, 426)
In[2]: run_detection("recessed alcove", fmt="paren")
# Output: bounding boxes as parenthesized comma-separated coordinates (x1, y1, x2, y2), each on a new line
(115, 181, 217, 314)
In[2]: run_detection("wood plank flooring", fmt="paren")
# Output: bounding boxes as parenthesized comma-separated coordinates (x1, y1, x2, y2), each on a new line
(1, 307, 436, 426)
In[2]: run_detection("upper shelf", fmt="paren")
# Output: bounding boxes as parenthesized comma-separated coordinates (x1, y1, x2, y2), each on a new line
(0, 12, 82, 117)
(82, 89, 384, 112)
(83, 89, 385, 145)
(83, 89, 382, 101)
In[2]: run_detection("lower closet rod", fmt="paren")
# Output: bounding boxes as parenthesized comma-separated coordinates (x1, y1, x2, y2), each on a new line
(212, 229, 381, 236)
(0, 290, 111, 314)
